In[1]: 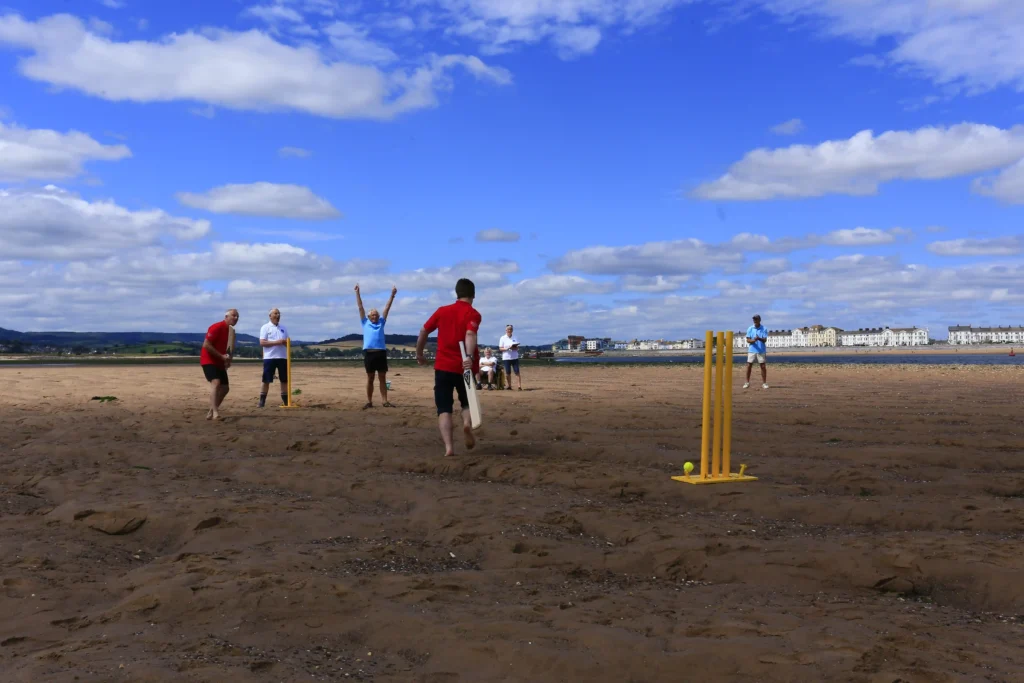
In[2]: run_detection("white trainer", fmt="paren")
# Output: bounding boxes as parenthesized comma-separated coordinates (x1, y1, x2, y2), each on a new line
(762, 383, 769, 389)
(742, 382, 750, 389)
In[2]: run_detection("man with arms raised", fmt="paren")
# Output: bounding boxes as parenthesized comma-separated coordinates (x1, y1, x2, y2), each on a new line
(744, 314, 769, 390)
(258, 308, 289, 408)
(355, 283, 397, 409)
(416, 278, 481, 457)
(498, 324, 522, 391)
(201, 308, 238, 420)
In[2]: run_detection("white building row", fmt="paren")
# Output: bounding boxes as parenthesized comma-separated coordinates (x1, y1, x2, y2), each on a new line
(753, 325, 929, 348)
(947, 326, 1024, 345)
(612, 338, 706, 351)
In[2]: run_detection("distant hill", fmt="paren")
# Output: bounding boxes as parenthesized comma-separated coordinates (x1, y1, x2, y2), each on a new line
(319, 333, 430, 346)
(0, 326, 553, 351)
(316, 333, 552, 350)
(0, 328, 259, 347)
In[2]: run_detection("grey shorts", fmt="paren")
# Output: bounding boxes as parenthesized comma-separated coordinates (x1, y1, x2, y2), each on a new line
(747, 352, 766, 364)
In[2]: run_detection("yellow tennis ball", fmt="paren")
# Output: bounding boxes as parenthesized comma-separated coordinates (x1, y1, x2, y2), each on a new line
(683, 461, 694, 474)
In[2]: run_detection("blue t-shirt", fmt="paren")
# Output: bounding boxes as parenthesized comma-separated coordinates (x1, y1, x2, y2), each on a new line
(746, 324, 767, 354)
(362, 317, 386, 350)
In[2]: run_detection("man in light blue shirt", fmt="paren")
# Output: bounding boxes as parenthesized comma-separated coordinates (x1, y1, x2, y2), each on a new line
(744, 314, 769, 390)
(355, 283, 397, 408)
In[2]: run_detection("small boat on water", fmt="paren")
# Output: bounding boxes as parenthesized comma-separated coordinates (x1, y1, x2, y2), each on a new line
(1010, 348, 1016, 357)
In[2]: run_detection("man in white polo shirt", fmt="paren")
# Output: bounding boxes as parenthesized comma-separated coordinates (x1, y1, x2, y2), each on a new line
(258, 308, 290, 408)
(498, 324, 522, 391)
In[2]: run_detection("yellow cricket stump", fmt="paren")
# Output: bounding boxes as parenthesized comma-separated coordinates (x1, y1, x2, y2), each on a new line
(673, 330, 757, 485)
(279, 338, 299, 409)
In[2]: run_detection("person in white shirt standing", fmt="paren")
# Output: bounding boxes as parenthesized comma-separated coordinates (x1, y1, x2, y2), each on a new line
(498, 324, 522, 391)
(258, 308, 290, 408)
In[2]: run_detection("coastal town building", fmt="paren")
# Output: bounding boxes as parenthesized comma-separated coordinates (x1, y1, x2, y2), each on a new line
(560, 325, 929, 352)
(838, 327, 928, 346)
(947, 325, 1024, 344)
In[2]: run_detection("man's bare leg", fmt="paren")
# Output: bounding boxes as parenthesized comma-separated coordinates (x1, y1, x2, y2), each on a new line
(207, 380, 228, 420)
(462, 409, 475, 450)
(760, 363, 767, 384)
(379, 373, 389, 405)
(746, 363, 753, 382)
(365, 372, 374, 407)
(438, 412, 455, 456)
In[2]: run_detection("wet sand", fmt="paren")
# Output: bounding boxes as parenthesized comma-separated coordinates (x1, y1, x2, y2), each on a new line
(1, 363, 1022, 682)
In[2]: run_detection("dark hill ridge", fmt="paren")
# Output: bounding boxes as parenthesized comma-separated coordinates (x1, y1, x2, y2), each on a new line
(0, 329, 259, 347)
(320, 333, 430, 346)
(1, 328, 554, 350)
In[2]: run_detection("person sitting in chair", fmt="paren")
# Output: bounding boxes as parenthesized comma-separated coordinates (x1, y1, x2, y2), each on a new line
(477, 347, 498, 389)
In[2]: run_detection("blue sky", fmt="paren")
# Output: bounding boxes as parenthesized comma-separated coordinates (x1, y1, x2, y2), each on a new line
(1, 0, 1023, 342)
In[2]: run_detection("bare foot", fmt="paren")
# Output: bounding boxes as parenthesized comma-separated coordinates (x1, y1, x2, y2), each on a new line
(444, 450, 455, 457)
(211, 411, 221, 421)
(205, 409, 213, 420)
(463, 425, 476, 450)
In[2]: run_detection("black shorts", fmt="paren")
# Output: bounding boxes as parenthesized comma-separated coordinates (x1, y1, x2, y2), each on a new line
(202, 364, 228, 386)
(262, 358, 288, 384)
(364, 350, 388, 374)
(434, 370, 468, 415)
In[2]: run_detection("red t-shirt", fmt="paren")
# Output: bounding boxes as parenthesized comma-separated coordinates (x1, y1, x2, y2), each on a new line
(423, 301, 481, 374)
(200, 321, 229, 367)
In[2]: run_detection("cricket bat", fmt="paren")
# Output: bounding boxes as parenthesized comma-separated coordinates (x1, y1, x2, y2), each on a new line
(459, 341, 482, 430)
(227, 325, 236, 357)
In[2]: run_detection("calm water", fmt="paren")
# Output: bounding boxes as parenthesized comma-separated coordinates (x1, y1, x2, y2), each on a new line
(556, 353, 1023, 366)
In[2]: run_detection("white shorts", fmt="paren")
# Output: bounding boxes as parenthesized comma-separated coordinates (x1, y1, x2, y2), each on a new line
(747, 352, 766, 364)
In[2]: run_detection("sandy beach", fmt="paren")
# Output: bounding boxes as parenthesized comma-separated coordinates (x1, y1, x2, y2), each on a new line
(1, 363, 1022, 682)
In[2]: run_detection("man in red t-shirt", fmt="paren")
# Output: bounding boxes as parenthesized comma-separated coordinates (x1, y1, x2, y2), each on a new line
(416, 278, 481, 457)
(200, 308, 239, 420)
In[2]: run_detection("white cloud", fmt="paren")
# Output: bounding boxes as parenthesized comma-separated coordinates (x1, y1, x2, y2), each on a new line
(771, 118, 804, 135)
(176, 183, 341, 220)
(512, 274, 614, 297)
(848, 54, 885, 68)
(476, 228, 520, 243)
(434, 0, 684, 58)
(748, 258, 790, 274)
(728, 232, 813, 253)
(189, 105, 216, 119)
(552, 25, 602, 57)
(0, 186, 209, 260)
(0, 120, 130, 182)
(550, 238, 742, 275)
(377, 15, 417, 32)
(621, 274, 691, 292)
(823, 227, 906, 246)
(244, 4, 307, 24)
(750, 0, 1024, 95)
(324, 21, 398, 64)
(278, 146, 312, 158)
(972, 159, 1024, 203)
(100, 0, 126, 8)
(927, 238, 1022, 257)
(0, 13, 511, 120)
(693, 123, 1024, 200)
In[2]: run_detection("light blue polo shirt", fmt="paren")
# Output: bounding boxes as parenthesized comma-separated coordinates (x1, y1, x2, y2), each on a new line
(362, 317, 386, 350)
(746, 324, 767, 354)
